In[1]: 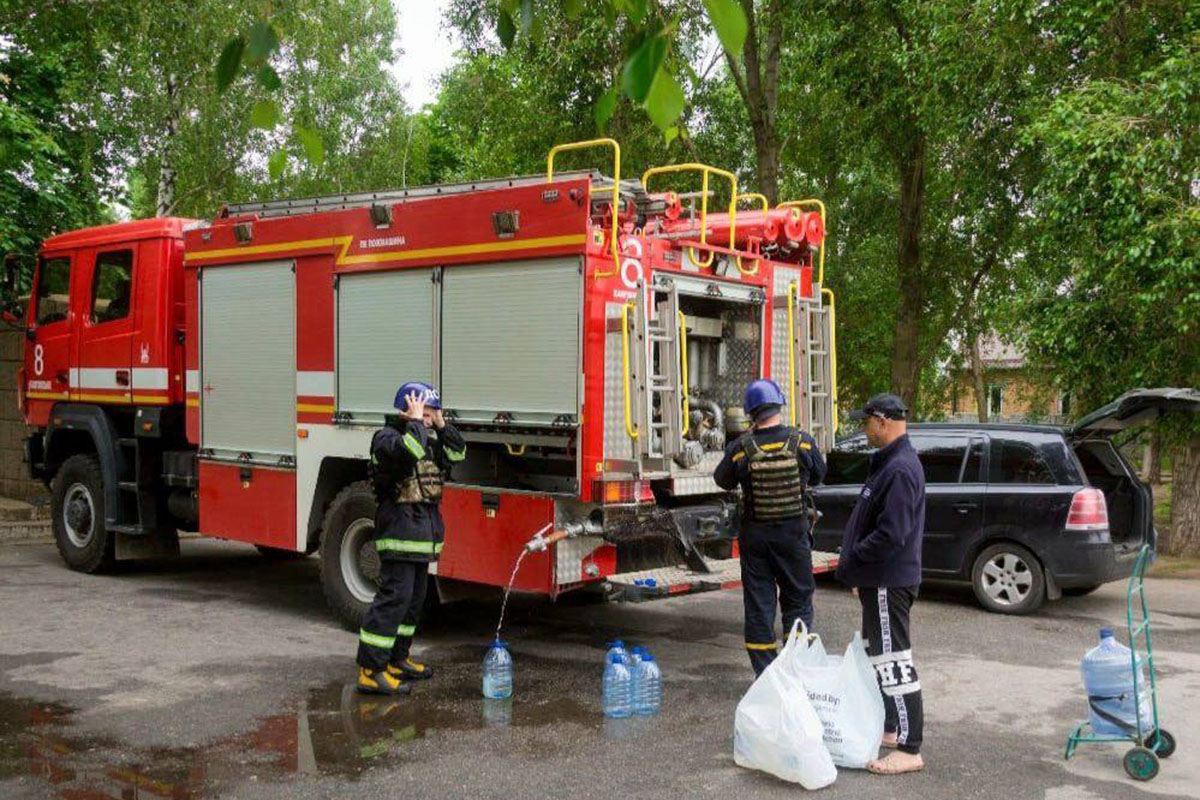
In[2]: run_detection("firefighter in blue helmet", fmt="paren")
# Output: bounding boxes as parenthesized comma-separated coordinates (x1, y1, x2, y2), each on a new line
(356, 381, 467, 694)
(714, 379, 827, 675)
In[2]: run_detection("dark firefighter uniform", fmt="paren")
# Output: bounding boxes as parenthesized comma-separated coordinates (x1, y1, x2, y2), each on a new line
(715, 422, 826, 675)
(356, 413, 466, 693)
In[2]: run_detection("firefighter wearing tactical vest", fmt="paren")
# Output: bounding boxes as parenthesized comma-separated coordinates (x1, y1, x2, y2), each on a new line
(714, 379, 827, 676)
(356, 381, 466, 695)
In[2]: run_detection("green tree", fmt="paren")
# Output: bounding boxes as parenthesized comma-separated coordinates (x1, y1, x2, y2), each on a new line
(1017, 38, 1198, 551)
(0, 11, 119, 262)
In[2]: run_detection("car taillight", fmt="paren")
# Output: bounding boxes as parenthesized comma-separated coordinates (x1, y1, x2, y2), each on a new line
(1066, 487, 1108, 531)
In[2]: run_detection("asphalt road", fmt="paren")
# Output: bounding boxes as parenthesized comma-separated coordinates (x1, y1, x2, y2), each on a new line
(1, 538, 1197, 799)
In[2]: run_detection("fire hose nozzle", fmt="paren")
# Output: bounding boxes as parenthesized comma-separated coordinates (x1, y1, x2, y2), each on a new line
(523, 523, 572, 553)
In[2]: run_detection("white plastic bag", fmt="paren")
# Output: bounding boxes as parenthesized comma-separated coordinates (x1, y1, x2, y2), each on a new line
(788, 626, 885, 768)
(733, 621, 837, 789)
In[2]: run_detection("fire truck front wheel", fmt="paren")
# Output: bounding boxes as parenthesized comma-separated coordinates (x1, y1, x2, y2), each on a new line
(319, 481, 380, 631)
(51, 454, 115, 573)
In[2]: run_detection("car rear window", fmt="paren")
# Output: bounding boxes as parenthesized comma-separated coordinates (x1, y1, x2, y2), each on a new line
(989, 439, 1056, 484)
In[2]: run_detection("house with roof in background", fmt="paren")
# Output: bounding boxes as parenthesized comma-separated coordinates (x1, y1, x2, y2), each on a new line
(943, 335, 1073, 424)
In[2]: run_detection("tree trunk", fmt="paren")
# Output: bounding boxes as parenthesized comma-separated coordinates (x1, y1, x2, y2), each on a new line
(725, 0, 784, 203)
(1168, 437, 1200, 556)
(155, 73, 179, 217)
(1141, 429, 1162, 484)
(890, 134, 926, 411)
(970, 333, 988, 423)
(752, 128, 781, 205)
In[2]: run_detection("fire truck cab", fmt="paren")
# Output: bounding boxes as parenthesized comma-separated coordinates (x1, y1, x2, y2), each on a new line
(9, 140, 839, 628)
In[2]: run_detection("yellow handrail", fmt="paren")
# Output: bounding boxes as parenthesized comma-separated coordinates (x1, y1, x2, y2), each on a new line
(677, 310, 690, 436)
(548, 138, 621, 275)
(786, 281, 798, 427)
(738, 193, 770, 211)
(777, 199, 826, 285)
(822, 287, 839, 434)
(620, 301, 639, 440)
(643, 163, 738, 269)
(732, 193, 769, 276)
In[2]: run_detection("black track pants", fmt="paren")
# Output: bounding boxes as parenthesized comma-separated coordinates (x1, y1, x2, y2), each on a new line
(859, 586, 924, 754)
(356, 560, 429, 671)
(740, 518, 815, 676)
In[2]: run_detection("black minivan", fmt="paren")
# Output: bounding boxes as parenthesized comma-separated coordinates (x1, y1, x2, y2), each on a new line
(811, 389, 1199, 614)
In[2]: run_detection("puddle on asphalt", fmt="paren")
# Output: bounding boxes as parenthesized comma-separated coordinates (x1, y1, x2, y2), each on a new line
(0, 649, 639, 797)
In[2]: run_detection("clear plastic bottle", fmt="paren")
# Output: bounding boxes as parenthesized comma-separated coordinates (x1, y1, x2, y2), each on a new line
(606, 640, 631, 667)
(1081, 627, 1151, 736)
(634, 652, 662, 716)
(482, 639, 514, 699)
(602, 653, 633, 718)
(628, 646, 645, 705)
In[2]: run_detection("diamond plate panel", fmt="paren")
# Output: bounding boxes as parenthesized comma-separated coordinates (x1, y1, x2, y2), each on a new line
(772, 267, 800, 412)
(671, 450, 726, 496)
(555, 534, 604, 584)
(604, 302, 635, 462)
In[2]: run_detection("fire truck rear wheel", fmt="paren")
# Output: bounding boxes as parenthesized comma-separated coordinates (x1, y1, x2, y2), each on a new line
(319, 481, 380, 631)
(51, 454, 115, 574)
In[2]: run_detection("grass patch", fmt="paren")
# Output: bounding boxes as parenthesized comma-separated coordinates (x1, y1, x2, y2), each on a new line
(1149, 555, 1200, 579)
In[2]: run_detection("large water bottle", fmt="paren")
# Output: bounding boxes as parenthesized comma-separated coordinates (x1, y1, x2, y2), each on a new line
(606, 640, 631, 667)
(628, 646, 645, 704)
(483, 639, 514, 699)
(1081, 628, 1152, 736)
(634, 652, 662, 715)
(602, 653, 633, 718)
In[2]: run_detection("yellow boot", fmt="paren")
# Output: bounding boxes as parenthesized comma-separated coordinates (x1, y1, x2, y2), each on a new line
(357, 667, 411, 695)
(388, 656, 434, 681)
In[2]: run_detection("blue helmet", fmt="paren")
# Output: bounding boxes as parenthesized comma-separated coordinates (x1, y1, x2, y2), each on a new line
(394, 381, 441, 411)
(743, 379, 786, 416)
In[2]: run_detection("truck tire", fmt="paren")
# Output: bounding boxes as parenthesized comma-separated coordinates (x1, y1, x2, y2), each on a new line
(319, 481, 379, 631)
(51, 454, 115, 574)
(971, 542, 1045, 615)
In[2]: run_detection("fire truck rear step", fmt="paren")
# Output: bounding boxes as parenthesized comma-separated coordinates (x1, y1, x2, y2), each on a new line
(603, 550, 838, 602)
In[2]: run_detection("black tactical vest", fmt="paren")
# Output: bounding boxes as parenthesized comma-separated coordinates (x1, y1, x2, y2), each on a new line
(742, 431, 806, 521)
(370, 431, 446, 505)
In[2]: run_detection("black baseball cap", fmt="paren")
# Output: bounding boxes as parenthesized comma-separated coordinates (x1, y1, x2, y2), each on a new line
(849, 393, 909, 421)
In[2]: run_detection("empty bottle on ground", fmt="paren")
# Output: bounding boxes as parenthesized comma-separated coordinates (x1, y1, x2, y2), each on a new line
(1081, 627, 1152, 736)
(603, 653, 633, 718)
(483, 639, 514, 699)
(634, 652, 662, 715)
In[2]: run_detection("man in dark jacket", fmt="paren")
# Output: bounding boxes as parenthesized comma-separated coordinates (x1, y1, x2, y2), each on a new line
(356, 381, 466, 695)
(837, 393, 926, 775)
(715, 379, 826, 676)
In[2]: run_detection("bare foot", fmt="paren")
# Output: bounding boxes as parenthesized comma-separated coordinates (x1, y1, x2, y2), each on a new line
(881, 732, 898, 749)
(868, 750, 925, 775)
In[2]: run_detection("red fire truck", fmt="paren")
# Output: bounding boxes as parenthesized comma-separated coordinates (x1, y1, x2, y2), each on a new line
(8, 139, 839, 627)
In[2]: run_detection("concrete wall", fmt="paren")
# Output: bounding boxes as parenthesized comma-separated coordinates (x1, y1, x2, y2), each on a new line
(0, 329, 46, 501)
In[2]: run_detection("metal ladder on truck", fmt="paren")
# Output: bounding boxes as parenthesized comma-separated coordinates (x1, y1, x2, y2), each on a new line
(627, 275, 685, 474)
(793, 282, 838, 453)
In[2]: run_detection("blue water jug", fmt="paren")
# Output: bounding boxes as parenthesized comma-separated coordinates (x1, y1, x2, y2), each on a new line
(483, 639, 514, 699)
(1081, 628, 1152, 736)
(602, 653, 633, 718)
(633, 652, 662, 716)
